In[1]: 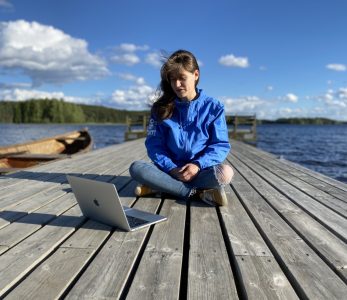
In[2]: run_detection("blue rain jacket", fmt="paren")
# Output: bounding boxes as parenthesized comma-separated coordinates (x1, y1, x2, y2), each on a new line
(145, 89, 231, 173)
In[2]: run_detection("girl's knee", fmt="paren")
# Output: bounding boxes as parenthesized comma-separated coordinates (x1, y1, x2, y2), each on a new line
(215, 164, 234, 185)
(129, 160, 144, 178)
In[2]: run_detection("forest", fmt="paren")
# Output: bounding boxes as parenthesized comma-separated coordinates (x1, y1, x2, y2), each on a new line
(0, 99, 149, 123)
(0, 99, 345, 125)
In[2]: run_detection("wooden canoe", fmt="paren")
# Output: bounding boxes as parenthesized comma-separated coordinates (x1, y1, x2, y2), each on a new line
(0, 129, 93, 174)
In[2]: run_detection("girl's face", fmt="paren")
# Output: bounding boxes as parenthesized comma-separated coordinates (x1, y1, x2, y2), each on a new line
(170, 69, 199, 101)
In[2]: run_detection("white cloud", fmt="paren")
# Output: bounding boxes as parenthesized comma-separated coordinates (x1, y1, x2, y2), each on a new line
(197, 60, 204, 67)
(0, 20, 109, 86)
(0, 87, 105, 106)
(145, 52, 162, 68)
(326, 64, 346, 72)
(337, 88, 347, 99)
(110, 53, 140, 66)
(0, 0, 12, 7)
(266, 85, 273, 91)
(0, 82, 31, 89)
(111, 81, 155, 110)
(284, 93, 298, 103)
(116, 72, 146, 85)
(109, 43, 149, 66)
(0, 88, 65, 101)
(116, 43, 149, 52)
(221, 96, 266, 115)
(219, 54, 249, 68)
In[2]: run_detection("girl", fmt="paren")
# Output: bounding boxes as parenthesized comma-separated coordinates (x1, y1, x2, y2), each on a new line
(129, 50, 234, 206)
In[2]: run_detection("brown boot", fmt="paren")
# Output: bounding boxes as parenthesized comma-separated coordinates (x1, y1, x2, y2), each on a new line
(134, 184, 156, 196)
(199, 187, 228, 206)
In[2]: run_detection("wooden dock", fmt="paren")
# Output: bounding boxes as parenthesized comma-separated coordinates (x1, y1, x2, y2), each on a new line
(0, 138, 346, 299)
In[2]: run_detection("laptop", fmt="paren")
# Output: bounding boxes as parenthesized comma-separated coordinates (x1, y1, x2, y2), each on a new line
(67, 175, 167, 231)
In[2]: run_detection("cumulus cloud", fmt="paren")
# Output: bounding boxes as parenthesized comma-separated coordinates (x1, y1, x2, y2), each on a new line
(326, 64, 346, 72)
(221, 96, 266, 115)
(145, 52, 162, 68)
(284, 93, 298, 103)
(111, 79, 155, 110)
(116, 72, 145, 85)
(110, 53, 140, 66)
(0, 20, 109, 86)
(0, 0, 12, 8)
(109, 43, 149, 66)
(219, 54, 249, 68)
(0, 87, 104, 106)
(0, 88, 65, 101)
(116, 43, 149, 52)
(0, 82, 31, 89)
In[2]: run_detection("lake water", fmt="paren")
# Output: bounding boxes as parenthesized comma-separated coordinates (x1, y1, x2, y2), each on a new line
(0, 123, 346, 183)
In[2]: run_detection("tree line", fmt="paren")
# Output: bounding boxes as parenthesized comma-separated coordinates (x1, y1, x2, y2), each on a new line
(0, 99, 149, 123)
(259, 117, 346, 125)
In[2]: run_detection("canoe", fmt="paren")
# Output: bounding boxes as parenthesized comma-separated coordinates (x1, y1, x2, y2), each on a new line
(0, 129, 93, 174)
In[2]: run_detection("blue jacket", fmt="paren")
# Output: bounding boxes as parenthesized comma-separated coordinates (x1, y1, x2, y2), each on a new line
(145, 89, 231, 173)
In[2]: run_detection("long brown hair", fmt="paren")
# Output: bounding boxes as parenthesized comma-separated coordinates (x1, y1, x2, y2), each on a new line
(152, 50, 200, 121)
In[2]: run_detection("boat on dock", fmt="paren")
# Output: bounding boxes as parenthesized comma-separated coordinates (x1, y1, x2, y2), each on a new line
(0, 129, 93, 174)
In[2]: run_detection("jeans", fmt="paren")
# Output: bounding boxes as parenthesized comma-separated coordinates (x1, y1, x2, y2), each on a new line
(129, 160, 223, 199)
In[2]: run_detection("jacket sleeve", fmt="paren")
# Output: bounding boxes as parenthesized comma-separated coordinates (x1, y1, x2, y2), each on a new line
(193, 106, 231, 169)
(145, 117, 178, 173)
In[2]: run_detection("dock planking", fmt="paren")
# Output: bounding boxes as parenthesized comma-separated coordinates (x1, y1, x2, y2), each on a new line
(0, 138, 346, 299)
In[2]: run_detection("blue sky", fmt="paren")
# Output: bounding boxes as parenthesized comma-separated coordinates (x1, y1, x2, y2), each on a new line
(1, 0, 347, 120)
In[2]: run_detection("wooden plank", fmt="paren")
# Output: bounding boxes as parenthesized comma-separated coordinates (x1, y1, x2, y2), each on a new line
(235, 256, 299, 300)
(0, 246, 8, 255)
(5, 220, 111, 300)
(0, 205, 85, 297)
(0, 185, 71, 230)
(229, 154, 347, 280)
(0, 194, 76, 250)
(65, 194, 162, 299)
(0, 169, 135, 253)
(126, 198, 186, 300)
(0, 142, 144, 213)
(230, 151, 347, 242)
(220, 184, 298, 299)
(233, 144, 347, 213)
(234, 142, 347, 203)
(188, 201, 239, 299)
(232, 140, 347, 193)
(229, 161, 347, 299)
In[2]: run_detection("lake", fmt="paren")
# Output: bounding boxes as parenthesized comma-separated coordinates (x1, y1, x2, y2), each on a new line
(0, 123, 346, 183)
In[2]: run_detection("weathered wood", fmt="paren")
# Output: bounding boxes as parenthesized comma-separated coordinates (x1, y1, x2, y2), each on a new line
(5, 220, 111, 300)
(229, 154, 347, 280)
(188, 201, 239, 299)
(235, 256, 299, 300)
(0, 205, 84, 297)
(65, 195, 161, 300)
(0, 246, 8, 255)
(1, 137, 346, 299)
(234, 142, 347, 202)
(0, 194, 76, 249)
(229, 162, 347, 299)
(0, 143, 145, 213)
(126, 198, 186, 300)
(233, 145, 347, 215)
(220, 185, 298, 299)
(232, 139, 347, 194)
(231, 151, 347, 242)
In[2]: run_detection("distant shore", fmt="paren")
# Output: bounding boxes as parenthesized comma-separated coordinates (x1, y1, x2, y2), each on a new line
(1, 99, 346, 125)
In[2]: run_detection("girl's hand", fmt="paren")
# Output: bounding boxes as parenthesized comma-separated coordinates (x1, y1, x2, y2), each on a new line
(170, 163, 200, 182)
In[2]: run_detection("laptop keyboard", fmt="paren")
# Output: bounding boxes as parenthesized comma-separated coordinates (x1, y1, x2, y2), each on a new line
(126, 215, 149, 227)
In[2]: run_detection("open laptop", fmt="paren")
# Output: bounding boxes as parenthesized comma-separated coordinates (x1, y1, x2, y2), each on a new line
(67, 175, 167, 231)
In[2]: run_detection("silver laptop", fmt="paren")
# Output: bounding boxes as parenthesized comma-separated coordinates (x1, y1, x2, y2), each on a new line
(67, 175, 167, 231)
